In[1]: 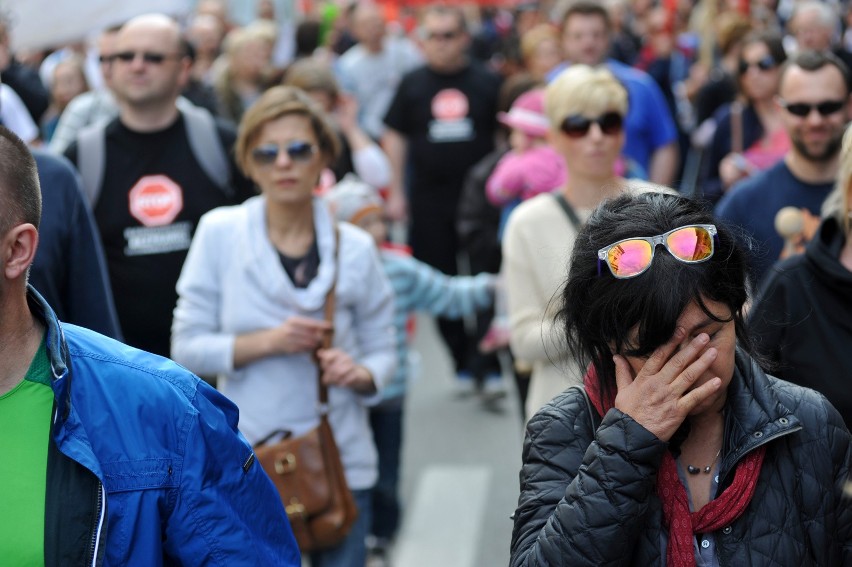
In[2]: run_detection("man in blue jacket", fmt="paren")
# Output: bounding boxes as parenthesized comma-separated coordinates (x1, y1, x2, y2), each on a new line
(0, 126, 298, 565)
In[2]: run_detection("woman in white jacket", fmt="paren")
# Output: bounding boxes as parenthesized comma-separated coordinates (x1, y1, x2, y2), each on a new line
(171, 86, 395, 567)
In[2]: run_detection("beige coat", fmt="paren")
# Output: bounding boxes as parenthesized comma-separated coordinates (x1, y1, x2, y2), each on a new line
(503, 193, 588, 419)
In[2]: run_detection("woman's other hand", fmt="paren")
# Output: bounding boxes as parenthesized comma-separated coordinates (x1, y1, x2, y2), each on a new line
(613, 328, 722, 441)
(271, 316, 332, 354)
(719, 152, 752, 189)
(316, 348, 377, 394)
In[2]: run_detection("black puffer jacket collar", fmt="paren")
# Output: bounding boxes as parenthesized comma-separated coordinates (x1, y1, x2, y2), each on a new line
(718, 349, 802, 484)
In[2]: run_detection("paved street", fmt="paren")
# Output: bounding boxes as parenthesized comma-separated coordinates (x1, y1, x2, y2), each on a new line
(390, 314, 525, 567)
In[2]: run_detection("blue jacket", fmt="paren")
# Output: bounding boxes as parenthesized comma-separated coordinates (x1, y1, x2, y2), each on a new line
(380, 248, 494, 401)
(32, 287, 300, 566)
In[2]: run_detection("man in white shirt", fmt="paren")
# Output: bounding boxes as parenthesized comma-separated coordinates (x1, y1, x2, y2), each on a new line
(335, 3, 422, 141)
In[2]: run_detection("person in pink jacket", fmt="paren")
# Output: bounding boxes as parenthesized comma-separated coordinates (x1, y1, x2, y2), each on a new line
(486, 88, 567, 209)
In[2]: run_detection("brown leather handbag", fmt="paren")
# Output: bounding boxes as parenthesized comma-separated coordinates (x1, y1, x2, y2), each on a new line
(254, 227, 358, 552)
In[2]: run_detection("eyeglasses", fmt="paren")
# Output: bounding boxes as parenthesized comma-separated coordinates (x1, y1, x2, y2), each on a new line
(597, 224, 717, 279)
(737, 55, 776, 75)
(251, 141, 317, 166)
(778, 99, 845, 118)
(98, 54, 114, 64)
(425, 29, 462, 41)
(560, 112, 623, 138)
(113, 51, 184, 65)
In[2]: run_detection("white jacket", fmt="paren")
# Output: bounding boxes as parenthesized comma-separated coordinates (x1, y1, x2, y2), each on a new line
(172, 196, 396, 489)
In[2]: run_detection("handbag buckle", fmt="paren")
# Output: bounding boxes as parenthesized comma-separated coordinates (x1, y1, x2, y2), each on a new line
(274, 453, 297, 475)
(286, 498, 306, 517)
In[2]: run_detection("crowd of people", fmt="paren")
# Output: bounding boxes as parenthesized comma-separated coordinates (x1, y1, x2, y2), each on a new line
(2, 0, 852, 564)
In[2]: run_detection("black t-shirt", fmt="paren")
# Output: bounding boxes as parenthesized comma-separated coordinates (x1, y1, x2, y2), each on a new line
(384, 62, 501, 207)
(65, 115, 254, 357)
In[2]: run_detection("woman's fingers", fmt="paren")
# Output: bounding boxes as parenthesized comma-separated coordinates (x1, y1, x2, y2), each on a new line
(670, 346, 717, 397)
(613, 354, 636, 393)
(641, 326, 686, 376)
(652, 332, 710, 383)
(678, 376, 723, 414)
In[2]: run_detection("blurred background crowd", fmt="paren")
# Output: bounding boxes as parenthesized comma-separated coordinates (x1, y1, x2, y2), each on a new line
(5, 0, 852, 564)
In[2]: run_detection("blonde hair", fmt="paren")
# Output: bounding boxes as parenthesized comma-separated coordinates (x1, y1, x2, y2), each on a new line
(235, 86, 340, 175)
(223, 20, 277, 57)
(544, 65, 628, 127)
(822, 124, 852, 233)
(520, 24, 560, 64)
(283, 58, 340, 100)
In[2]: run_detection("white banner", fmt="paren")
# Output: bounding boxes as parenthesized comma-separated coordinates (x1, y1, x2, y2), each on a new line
(5, 0, 195, 51)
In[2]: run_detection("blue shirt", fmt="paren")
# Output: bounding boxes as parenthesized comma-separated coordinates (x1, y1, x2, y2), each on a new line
(715, 160, 833, 285)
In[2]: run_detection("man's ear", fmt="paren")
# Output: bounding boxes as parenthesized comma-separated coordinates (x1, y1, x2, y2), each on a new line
(176, 56, 192, 90)
(3, 223, 38, 281)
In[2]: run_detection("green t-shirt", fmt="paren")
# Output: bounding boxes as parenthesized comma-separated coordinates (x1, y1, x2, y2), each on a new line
(0, 336, 52, 567)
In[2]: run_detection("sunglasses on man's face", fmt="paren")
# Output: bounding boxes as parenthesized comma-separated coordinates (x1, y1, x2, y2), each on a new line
(251, 141, 317, 166)
(425, 29, 462, 41)
(113, 51, 183, 65)
(597, 224, 717, 279)
(738, 55, 776, 75)
(778, 99, 845, 118)
(560, 112, 623, 138)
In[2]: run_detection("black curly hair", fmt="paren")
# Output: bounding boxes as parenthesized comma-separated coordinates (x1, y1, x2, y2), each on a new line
(555, 191, 754, 403)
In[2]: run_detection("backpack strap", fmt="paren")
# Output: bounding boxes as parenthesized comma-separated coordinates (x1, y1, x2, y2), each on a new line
(76, 121, 107, 207)
(180, 104, 233, 198)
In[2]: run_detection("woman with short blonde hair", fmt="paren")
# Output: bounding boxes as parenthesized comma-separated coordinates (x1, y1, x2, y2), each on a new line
(503, 64, 638, 418)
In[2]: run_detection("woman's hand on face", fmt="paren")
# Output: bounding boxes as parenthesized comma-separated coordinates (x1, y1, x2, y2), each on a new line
(612, 328, 723, 442)
(316, 348, 377, 394)
(269, 316, 332, 354)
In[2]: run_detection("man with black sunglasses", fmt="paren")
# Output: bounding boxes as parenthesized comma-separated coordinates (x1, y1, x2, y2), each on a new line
(716, 50, 852, 285)
(63, 13, 253, 360)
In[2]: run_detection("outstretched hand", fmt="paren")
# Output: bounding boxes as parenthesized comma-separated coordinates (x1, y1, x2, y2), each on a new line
(613, 328, 722, 442)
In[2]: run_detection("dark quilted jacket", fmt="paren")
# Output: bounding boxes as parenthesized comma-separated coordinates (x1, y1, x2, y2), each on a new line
(511, 350, 852, 566)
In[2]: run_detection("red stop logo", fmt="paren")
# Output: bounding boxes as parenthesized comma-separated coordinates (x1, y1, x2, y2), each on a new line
(431, 89, 469, 121)
(128, 175, 184, 227)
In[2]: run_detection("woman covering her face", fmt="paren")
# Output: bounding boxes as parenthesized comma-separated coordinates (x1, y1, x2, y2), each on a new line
(510, 190, 852, 566)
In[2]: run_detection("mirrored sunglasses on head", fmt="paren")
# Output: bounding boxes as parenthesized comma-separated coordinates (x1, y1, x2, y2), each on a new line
(597, 224, 718, 279)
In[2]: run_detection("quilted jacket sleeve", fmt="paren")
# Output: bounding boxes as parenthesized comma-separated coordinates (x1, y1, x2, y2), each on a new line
(511, 390, 667, 566)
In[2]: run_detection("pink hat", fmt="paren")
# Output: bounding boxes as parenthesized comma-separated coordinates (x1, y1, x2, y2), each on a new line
(497, 89, 550, 138)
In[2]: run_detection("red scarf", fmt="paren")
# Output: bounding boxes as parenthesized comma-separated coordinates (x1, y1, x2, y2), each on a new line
(583, 366, 766, 567)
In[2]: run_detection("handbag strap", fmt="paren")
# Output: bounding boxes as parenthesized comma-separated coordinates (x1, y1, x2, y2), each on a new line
(554, 193, 583, 232)
(313, 225, 339, 410)
(730, 101, 743, 155)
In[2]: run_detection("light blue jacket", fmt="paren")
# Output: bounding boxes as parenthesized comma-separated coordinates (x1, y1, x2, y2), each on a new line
(33, 287, 300, 566)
